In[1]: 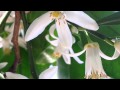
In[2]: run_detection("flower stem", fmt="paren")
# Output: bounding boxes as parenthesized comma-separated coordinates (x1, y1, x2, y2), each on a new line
(20, 11, 38, 79)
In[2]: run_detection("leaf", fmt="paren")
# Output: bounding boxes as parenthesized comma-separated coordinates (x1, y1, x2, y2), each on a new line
(97, 11, 120, 25)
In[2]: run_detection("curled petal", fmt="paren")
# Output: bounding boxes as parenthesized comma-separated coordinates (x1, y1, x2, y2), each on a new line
(49, 24, 58, 39)
(45, 35, 58, 46)
(99, 49, 119, 60)
(70, 48, 84, 64)
(64, 11, 99, 31)
(25, 11, 53, 41)
(64, 49, 86, 57)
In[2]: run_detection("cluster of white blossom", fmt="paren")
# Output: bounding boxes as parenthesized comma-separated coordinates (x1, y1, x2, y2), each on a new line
(0, 11, 119, 79)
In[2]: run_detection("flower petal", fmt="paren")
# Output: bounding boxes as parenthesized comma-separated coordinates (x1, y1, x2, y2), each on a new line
(0, 62, 8, 69)
(45, 35, 58, 46)
(62, 50, 71, 64)
(0, 11, 8, 25)
(5, 72, 28, 79)
(18, 37, 27, 50)
(25, 11, 53, 41)
(64, 49, 86, 57)
(56, 18, 73, 47)
(0, 37, 3, 48)
(69, 48, 84, 64)
(49, 24, 58, 39)
(39, 66, 58, 79)
(64, 11, 99, 31)
(99, 49, 119, 60)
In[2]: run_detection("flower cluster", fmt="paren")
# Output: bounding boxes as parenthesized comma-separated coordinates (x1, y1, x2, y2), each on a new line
(0, 11, 119, 79)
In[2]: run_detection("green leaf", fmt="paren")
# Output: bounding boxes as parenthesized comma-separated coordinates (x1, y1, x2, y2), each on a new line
(97, 11, 120, 25)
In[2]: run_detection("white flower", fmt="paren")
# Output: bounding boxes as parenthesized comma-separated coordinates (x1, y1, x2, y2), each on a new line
(0, 22, 27, 54)
(66, 42, 118, 79)
(39, 65, 58, 79)
(45, 24, 83, 64)
(5, 72, 28, 79)
(25, 11, 99, 41)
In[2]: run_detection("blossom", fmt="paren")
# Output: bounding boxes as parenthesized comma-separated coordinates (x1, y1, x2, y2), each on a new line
(0, 22, 27, 54)
(25, 11, 99, 41)
(45, 24, 83, 64)
(25, 11, 99, 64)
(67, 42, 118, 79)
(39, 65, 58, 79)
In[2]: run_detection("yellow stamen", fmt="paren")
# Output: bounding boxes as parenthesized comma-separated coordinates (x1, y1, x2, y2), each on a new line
(3, 48, 11, 55)
(53, 52, 61, 58)
(51, 11, 62, 18)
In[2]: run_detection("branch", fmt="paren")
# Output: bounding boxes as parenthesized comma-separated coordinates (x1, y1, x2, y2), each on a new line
(9, 11, 21, 73)
(20, 11, 38, 79)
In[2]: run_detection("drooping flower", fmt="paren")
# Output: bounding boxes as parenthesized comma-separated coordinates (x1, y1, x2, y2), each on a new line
(45, 24, 83, 64)
(39, 65, 58, 79)
(25, 11, 99, 41)
(66, 42, 118, 79)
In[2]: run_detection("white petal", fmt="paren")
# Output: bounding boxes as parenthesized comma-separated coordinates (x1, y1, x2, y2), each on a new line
(0, 11, 8, 25)
(45, 35, 58, 46)
(0, 37, 3, 48)
(39, 66, 58, 79)
(69, 48, 84, 64)
(0, 62, 8, 69)
(99, 49, 119, 60)
(56, 19, 73, 48)
(49, 24, 58, 39)
(18, 37, 27, 50)
(85, 47, 106, 76)
(62, 50, 71, 64)
(25, 11, 53, 41)
(64, 49, 86, 57)
(64, 11, 99, 31)
(72, 36, 76, 44)
(5, 72, 28, 79)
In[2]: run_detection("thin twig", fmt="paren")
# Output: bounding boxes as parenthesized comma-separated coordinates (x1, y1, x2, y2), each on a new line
(9, 11, 21, 73)
(20, 11, 38, 79)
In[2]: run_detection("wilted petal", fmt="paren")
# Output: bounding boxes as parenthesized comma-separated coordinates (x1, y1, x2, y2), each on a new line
(25, 11, 53, 41)
(0, 62, 8, 69)
(39, 66, 58, 79)
(45, 35, 58, 46)
(5, 72, 28, 79)
(64, 11, 99, 31)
